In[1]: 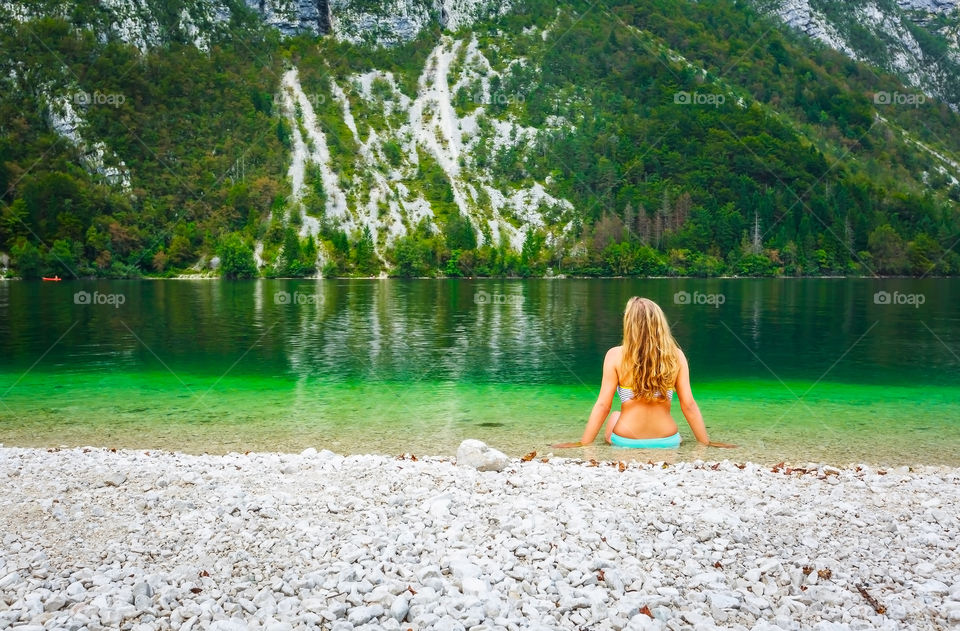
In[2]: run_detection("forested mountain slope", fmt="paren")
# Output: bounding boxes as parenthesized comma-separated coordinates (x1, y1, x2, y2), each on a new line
(752, 0, 960, 110)
(1, 0, 958, 278)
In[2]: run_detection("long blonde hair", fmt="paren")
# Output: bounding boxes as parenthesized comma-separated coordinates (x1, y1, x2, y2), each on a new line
(619, 297, 680, 400)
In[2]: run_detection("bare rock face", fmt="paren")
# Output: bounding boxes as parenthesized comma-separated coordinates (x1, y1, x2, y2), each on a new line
(896, 0, 958, 14)
(754, 0, 960, 110)
(1, 0, 510, 47)
(242, 0, 328, 36)
(241, 0, 510, 44)
(328, 0, 511, 46)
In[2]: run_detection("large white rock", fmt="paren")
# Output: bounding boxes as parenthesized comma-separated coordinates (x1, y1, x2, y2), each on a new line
(104, 472, 127, 487)
(707, 590, 742, 610)
(347, 604, 384, 625)
(388, 595, 409, 622)
(456, 440, 508, 472)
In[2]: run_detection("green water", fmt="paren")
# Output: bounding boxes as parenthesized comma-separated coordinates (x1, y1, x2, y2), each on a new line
(0, 279, 958, 465)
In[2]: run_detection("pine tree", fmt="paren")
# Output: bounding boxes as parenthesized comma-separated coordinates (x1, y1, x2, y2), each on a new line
(282, 227, 302, 276)
(636, 204, 650, 245)
(353, 225, 379, 276)
(751, 212, 762, 255)
(302, 234, 317, 272)
(654, 211, 664, 249)
(675, 193, 692, 231)
(660, 189, 672, 235)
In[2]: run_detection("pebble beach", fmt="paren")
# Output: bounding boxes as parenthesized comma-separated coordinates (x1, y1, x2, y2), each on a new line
(1, 445, 959, 631)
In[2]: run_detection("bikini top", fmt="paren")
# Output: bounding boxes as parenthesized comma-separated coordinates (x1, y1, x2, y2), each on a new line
(617, 384, 674, 402)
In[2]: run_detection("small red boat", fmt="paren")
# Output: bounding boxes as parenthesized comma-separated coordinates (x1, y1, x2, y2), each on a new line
(42, 276, 62, 281)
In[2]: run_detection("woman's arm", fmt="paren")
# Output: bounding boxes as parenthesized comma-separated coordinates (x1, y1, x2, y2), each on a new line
(675, 349, 711, 445)
(552, 348, 619, 448)
(578, 348, 620, 445)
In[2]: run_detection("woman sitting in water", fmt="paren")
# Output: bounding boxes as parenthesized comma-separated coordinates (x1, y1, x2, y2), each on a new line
(556, 296, 734, 449)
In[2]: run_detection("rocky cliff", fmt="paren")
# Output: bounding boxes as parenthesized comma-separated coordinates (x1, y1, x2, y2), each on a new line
(753, 0, 960, 109)
(0, 0, 510, 48)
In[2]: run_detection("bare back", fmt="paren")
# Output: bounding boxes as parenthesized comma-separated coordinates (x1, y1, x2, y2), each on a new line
(610, 346, 679, 439)
(576, 342, 709, 446)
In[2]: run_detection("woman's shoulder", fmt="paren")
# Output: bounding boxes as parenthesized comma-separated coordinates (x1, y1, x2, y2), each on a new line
(674, 346, 687, 368)
(604, 346, 622, 364)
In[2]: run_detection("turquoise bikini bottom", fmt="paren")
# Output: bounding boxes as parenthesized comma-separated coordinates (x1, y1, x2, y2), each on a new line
(610, 432, 682, 449)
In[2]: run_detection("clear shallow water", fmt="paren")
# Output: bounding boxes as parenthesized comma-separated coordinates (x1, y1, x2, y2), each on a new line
(0, 279, 958, 466)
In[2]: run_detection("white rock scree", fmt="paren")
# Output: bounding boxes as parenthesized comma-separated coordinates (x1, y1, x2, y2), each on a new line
(1, 442, 958, 630)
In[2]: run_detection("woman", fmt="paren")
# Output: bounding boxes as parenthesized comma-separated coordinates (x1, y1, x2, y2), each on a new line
(556, 297, 734, 449)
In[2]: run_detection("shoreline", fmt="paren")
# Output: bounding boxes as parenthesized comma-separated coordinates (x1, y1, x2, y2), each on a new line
(3, 441, 959, 473)
(3, 274, 957, 281)
(2, 445, 958, 630)
(3, 435, 959, 470)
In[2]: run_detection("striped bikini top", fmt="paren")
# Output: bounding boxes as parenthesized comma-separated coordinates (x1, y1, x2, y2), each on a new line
(617, 384, 674, 402)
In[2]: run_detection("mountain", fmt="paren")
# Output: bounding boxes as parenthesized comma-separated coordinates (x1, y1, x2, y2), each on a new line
(1, 0, 958, 279)
(0, 0, 510, 48)
(752, 0, 960, 110)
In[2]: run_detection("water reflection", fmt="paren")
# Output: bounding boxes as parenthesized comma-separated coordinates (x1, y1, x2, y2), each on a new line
(0, 278, 958, 383)
(0, 278, 957, 464)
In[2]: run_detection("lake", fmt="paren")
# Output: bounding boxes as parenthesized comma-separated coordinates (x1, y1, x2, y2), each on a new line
(0, 278, 958, 466)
